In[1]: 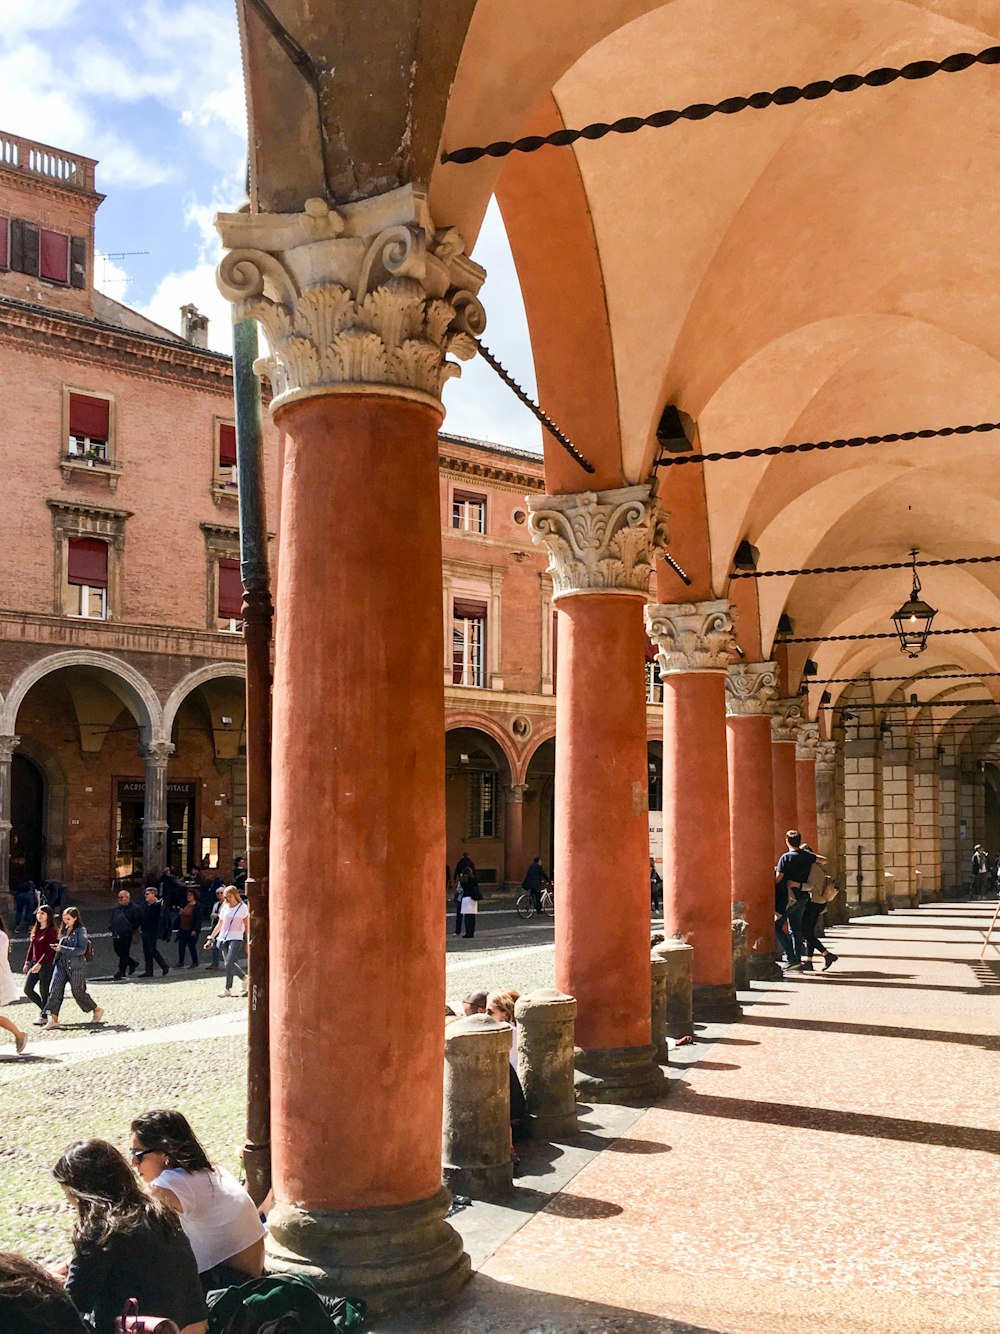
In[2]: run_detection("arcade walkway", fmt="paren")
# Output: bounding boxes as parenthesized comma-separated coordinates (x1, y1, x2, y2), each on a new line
(412, 902, 1000, 1334)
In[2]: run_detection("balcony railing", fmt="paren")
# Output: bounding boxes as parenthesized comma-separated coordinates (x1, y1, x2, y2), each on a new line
(0, 132, 97, 192)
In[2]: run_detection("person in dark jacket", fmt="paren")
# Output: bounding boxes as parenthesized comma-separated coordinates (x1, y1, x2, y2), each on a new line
(51, 1139, 207, 1334)
(521, 857, 550, 912)
(139, 888, 170, 978)
(175, 890, 204, 968)
(109, 890, 141, 979)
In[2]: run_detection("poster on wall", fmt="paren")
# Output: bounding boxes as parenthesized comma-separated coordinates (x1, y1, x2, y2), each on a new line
(648, 812, 663, 873)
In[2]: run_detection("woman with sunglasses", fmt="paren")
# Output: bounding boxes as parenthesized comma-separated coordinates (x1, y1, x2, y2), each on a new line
(0, 912, 29, 1054)
(45, 908, 104, 1030)
(51, 1139, 207, 1333)
(129, 1109, 264, 1294)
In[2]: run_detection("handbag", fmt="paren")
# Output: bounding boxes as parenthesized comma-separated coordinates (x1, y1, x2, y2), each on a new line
(115, 1298, 180, 1333)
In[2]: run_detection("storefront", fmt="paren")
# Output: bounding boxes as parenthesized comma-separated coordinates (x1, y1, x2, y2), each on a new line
(115, 778, 197, 881)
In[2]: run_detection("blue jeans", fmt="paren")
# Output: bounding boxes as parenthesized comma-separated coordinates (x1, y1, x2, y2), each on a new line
(223, 939, 247, 990)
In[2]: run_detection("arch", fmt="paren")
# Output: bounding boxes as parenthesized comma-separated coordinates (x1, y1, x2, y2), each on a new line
(517, 720, 557, 784)
(2, 651, 162, 744)
(13, 737, 69, 885)
(444, 713, 518, 783)
(161, 662, 248, 742)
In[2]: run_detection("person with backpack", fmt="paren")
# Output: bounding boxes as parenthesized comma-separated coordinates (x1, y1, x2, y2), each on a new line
(775, 831, 837, 972)
(44, 907, 104, 1029)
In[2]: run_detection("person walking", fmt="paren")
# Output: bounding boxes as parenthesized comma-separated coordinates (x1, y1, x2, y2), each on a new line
(138, 888, 170, 978)
(972, 844, 991, 899)
(521, 856, 550, 913)
(0, 913, 29, 1054)
(13, 875, 37, 931)
(23, 904, 58, 1023)
(458, 866, 482, 939)
(204, 886, 249, 997)
(775, 831, 837, 972)
(649, 857, 663, 913)
(45, 908, 103, 1029)
(206, 887, 225, 970)
(175, 890, 203, 969)
(108, 889, 141, 980)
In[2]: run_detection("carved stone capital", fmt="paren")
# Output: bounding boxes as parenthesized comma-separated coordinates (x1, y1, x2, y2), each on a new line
(795, 721, 820, 762)
(142, 741, 175, 768)
(725, 662, 778, 717)
(505, 783, 528, 803)
(216, 185, 485, 414)
(815, 739, 839, 773)
(527, 485, 667, 600)
(0, 736, 20, 761)
(771, 698, 804, 744)
(645, 600, 736, 675)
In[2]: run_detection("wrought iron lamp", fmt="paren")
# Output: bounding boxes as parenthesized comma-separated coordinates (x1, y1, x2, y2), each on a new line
(891, 548, 936, 657)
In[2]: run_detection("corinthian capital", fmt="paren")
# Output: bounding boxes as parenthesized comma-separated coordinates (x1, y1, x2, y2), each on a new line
(725, 662, 778, 717)
(527, 485, 667, 599)
(815, 739, 838, 773)
(142, 741, 175, 767)
(645, 600, 736, 674)
(796, 721, 820, 761)
(216, 185, 485, 413)
(771, 698, 804, 744)
(0, 735, 19, 761)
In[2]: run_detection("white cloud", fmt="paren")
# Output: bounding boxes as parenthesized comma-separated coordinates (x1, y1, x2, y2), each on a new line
(1, 0, 81, 36)
(94, 250, 130, 299)
(138, 260, 234, 355)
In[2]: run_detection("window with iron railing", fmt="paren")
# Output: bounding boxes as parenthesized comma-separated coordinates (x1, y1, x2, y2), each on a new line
(467, 770, 499, 839)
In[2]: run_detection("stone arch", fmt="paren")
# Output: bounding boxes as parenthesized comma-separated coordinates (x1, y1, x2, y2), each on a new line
(2, 651, 162, 745)
(161, 662, 248, 743)
(444, 713, 518, 784)
(516, 721, 557, 785)
(13, 735, 69, 885)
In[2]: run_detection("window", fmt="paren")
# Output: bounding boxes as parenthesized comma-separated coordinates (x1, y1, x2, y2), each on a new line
(0, 216, 8, 270)
(217, 556, 243, 632)
(67, 536, 108, 619)
(452, 598, 486, 687)
(39, 228, 69, 283)
(644, 632, 663, 703)
(7, 220, 85, 288)
(452, 490, 486, 534)
(215, 421, 238, 490)
(67, 392, 111, 461)
(467, 771, 499, 839)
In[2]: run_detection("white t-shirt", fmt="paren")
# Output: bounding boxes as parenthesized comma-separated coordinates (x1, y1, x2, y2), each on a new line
(217, 901, 249, 942)
(152, 1165, 263, 1272)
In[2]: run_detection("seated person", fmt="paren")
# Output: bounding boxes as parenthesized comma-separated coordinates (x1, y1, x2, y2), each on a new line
(0, 1252, 90, 1334)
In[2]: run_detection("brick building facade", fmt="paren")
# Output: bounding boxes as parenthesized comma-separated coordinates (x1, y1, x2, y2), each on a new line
(0, 129, 662, 899)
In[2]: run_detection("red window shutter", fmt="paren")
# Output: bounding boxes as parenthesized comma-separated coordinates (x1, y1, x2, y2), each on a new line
(69, 393, 110, 441)
(70, 236, 86, 289)
(453, 598, 487, 620)
(67, 538, 108, 588)
(40, 229, 69, 282)
(643, 629, 657, 662)
(218, 424, 237, 467)
(218, 558, 243, 619)
(0, 217, 8, 270)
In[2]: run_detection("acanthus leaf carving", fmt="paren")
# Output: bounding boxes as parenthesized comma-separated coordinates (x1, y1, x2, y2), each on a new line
(771, 698, 805, 744)
(526, 485, 667, 598)
(725, 661, 778, 716)
(646, 600, 736, 674)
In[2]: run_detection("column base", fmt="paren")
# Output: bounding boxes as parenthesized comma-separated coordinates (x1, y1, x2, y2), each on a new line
(748, 951, 783, 983)
(574, 1043, 667, 1105)
(526, 1108, 580, 1140)
(692, 983, 741, 1024)
(265, 1186, 470, 1317)
(443, 1160, 512, 1203)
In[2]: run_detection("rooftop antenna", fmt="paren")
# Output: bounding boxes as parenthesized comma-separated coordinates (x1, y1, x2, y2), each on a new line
(98, 250, 150, 293)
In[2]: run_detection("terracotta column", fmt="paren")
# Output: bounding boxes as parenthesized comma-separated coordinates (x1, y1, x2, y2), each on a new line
(725, 662, 781, 981)
(771, 699, 803, 855)
(141, 741, 173, 882)
(217, 188, 486, 1308)
(795, 722, 820, 849)
(528, 485, 667, 1103)
(503, 783, 527, 889)
(0, 735, 18, 916)
(647, 600, 740, 1022)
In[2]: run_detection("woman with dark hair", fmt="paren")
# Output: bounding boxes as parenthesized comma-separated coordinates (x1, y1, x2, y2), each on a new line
(0, 913, 29, 1054)
(23, 904, 58, 1021)
(51, 1139, 206, 1334)
(175, 889, 203, 969)
(130, 1109, 265, 1293)
(0, 1252, 89, 1334)
(44, 908, 104, 1030)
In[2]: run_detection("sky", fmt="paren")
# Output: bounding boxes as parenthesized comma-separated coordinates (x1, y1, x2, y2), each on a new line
(0, 0, 542, 450)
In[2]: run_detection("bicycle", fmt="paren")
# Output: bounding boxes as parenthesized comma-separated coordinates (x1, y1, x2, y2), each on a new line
(515, 885, 554, 920)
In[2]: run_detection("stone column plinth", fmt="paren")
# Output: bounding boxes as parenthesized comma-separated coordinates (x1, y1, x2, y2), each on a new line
(771, 700, 802, 853)
(503, 783, 526, 890)
(795, 722, 819, 849)
(528, 485, 667, 1105)
(649, 601, 740, 1023)
(651, 938, 694, 1039)
(0, 735, 19, 917)
(217, 187, 483, 1311)
(650, 956, 669, 1063)
(515, 989, 578, 1138)
(725, 663, 781, 981)
(442, 1015, 513, 1201)
(142, 741, 173, 883)
(843, 735, 885, 915)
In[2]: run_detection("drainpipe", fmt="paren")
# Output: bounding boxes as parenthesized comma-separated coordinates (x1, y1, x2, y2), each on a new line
(234, 316, 273, 1205)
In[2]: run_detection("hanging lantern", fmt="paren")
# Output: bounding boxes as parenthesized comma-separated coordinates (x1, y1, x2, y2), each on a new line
(891, 548, 936, 657)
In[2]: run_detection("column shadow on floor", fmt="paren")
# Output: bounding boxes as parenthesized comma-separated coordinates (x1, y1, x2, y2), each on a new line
(805, 976, 995, 995)
(669, 1089, 1000, 1154)
(741, 1012, 1000, 1051)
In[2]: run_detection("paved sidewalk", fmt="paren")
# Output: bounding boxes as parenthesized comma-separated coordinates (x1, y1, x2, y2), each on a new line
(402, 902, 1000, 1334)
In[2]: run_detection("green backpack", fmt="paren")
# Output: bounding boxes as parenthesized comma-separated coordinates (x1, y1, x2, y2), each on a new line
(206, 1274, 365, 1334)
